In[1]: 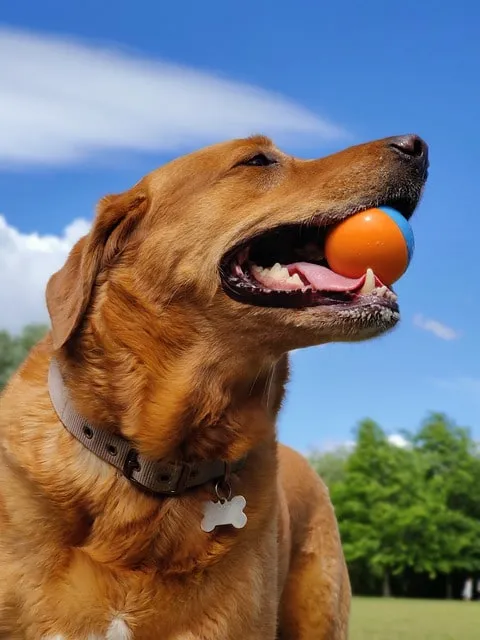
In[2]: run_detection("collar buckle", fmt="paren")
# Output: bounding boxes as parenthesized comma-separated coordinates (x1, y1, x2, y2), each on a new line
(168, 462, 193, 495)
(123, 448, 141, 480)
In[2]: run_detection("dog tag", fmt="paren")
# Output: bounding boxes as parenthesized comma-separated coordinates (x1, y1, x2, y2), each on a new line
(201, 495, 247, 533)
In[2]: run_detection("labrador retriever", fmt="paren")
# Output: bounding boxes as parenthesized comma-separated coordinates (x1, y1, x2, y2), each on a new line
(0, 133, 428, 639)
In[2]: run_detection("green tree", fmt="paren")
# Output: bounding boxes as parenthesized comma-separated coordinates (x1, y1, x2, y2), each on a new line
(331, 419, 416, 596)
(308, 446, 350, 489)
(0, 324, 48, 390)
(414, 412, 480, 518)
(412, 413, 480, 596)
(327, 413, 480, 598)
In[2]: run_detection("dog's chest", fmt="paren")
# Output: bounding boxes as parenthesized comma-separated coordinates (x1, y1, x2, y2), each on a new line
(32, 580, 189, 639)
(43, 618, 132, 640)
(39, 609, 195, 640)
(17, 517, 274, 639)
(29, 564, 251, 640)
(42, 622, 200, 640)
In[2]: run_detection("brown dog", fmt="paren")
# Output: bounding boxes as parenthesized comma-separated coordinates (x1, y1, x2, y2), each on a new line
(0, 134, 428, 639)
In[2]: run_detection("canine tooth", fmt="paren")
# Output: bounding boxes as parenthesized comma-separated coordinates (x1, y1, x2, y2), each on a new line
(359, 268, 376, 295)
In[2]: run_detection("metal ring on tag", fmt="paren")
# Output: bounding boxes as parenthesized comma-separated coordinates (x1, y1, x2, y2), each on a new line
(214, 479, 232, 503)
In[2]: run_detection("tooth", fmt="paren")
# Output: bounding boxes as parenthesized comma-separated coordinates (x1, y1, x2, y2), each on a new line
(267, 263, 290, 281)
(252, 263, 294, 283)
(286, 273, 303, 287)
(376, 286, 388, 298)
(359, 268, 376, 295)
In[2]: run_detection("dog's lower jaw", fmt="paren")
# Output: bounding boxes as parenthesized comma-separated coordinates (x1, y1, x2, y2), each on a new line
(214, 286, 400, 356)
(236, 311, 400, 356)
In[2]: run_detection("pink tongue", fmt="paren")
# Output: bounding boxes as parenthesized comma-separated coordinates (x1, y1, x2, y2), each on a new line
(288, 262, 366, 292)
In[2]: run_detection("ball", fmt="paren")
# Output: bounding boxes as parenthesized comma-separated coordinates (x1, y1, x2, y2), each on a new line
(324, 206, 414, 285)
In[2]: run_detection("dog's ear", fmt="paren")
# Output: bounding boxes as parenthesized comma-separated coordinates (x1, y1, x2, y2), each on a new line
(46, 185, 149, 350)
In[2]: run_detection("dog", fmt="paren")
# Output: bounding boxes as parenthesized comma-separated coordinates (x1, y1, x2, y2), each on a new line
(0, 133, 428, 639)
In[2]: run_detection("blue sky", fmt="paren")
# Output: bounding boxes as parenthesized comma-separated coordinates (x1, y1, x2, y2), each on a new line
(1, 0, 479, 450)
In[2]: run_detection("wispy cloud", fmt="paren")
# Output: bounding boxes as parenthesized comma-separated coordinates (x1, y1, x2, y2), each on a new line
(413, 314, 460, 341)
(0, 26, 346, 168)
(308, 432, 408, 454)
(433, 376, 480, 396)
(0, 215, 91, 332)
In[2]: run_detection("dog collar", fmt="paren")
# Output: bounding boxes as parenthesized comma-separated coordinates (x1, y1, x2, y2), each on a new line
(48, 359, 246, 496)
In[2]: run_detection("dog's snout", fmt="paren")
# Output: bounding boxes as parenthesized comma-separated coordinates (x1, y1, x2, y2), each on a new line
(388, 134, 429, 172)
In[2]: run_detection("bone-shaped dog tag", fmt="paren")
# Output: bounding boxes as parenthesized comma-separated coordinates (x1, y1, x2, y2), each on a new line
(201, 495, 247, 533)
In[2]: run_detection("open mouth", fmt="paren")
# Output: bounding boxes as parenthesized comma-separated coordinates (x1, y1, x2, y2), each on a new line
(220, 206, 406, 312)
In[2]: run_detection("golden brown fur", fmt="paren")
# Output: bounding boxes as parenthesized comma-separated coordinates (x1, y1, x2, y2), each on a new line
(0, 134, 425, 639)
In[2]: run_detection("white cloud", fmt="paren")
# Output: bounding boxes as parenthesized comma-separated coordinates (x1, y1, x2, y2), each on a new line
(413, 314, 460, 341)
(310, 439, 356, 454)
(0, 215, 91, 332)
(0, 26, 345, 167)
(308, 433, 408, 454)
(388, 433, 409, 448)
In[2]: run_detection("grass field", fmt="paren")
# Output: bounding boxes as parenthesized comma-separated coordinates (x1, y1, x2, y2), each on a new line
(349, 597, 478, 640)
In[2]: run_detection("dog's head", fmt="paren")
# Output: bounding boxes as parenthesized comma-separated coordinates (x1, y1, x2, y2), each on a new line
(47, 134, 428, 358)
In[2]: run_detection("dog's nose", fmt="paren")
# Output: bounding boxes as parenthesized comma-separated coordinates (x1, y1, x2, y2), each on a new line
(388, 134, 429, 172)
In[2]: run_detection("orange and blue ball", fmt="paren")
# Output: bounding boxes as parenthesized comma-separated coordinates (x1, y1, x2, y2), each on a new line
(324, 206, 414, 286)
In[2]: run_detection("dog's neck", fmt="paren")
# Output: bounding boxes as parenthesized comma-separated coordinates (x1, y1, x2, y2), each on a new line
(58, 319, 288, 465)
(48, 325, 286, 571)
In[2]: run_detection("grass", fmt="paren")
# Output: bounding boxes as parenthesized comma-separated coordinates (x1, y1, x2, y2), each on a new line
(349, 597, 478, 640)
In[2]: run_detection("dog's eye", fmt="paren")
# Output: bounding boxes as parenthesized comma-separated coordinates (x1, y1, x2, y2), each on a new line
(238, 153, 277, 167)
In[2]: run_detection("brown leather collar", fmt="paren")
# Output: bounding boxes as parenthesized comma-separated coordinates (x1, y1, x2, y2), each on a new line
(48, 359, 246, 496)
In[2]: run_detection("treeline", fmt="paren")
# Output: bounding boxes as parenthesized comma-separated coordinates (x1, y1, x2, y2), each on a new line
(0, 324, 49, 390)
(309, 416, 480, 599)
